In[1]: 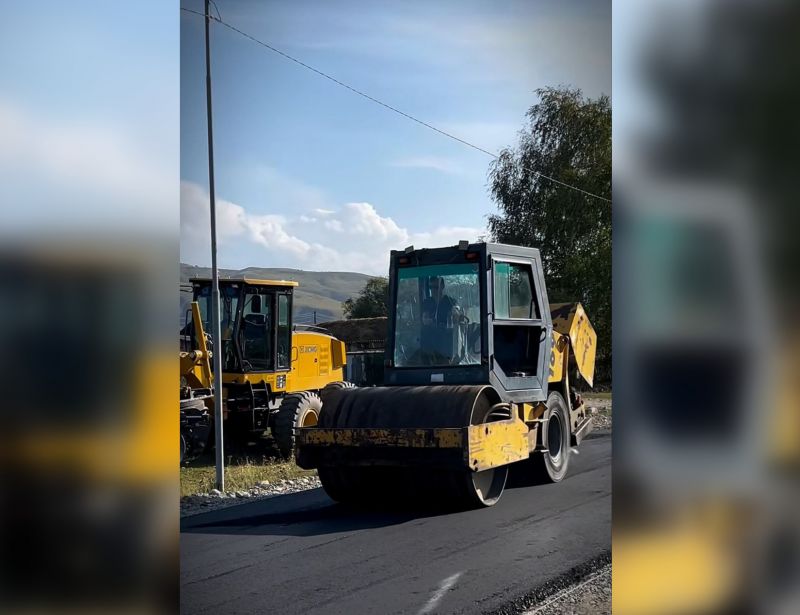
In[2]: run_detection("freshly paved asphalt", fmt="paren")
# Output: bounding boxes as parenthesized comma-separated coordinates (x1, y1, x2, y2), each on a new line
(181, 432, 610, 614)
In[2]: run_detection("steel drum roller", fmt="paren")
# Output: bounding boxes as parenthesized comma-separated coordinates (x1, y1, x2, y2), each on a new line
(316, 385, 509, 507)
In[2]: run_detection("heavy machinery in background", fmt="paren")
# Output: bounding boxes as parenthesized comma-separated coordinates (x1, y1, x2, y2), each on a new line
(612, 186, 800, 615)
(0, 247, 176, 609)
(296, 242, 597, 507)
(180, 277, 351, 462)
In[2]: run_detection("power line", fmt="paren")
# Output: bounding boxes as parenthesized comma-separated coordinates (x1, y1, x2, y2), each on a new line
(180, 6, 611, 204)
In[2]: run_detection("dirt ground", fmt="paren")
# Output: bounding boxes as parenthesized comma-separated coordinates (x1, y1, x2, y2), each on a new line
(525, 564, 611, 615)
(583, 393, 612, 431)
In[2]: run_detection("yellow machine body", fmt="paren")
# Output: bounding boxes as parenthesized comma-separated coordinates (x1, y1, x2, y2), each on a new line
(180, 314, 346, 403)
(180, 277, 347, 459)
(222, 329, 346, 393)
(0, 248, 177, 610)
(295, 242, 599, 507)
(298, 417, 530, 473)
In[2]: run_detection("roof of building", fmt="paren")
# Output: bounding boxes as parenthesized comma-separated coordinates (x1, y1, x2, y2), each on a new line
(318, 317, 387, 349)
(189, 277, 299, 288)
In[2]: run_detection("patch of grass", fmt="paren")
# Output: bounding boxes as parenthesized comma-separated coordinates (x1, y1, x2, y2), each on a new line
(180, 458, 316, 497)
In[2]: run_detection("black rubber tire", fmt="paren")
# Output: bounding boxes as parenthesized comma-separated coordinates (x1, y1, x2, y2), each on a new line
(531, 391, 571, 482)
(180, 397, 208, 462)
(320, 381, 356, 408)
(273, 391, 322, 458)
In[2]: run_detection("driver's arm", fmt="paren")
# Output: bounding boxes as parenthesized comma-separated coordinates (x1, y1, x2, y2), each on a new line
(446, 296, 464, 320)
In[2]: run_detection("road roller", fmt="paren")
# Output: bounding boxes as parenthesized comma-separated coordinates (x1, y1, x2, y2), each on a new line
(296, 241, 597, 507)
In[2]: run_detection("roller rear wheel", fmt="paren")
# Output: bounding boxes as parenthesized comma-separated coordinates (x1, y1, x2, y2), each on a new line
(531, 391, 571, 482)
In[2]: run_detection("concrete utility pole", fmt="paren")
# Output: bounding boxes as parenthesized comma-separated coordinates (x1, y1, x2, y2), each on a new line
(204, 0, 224, 491)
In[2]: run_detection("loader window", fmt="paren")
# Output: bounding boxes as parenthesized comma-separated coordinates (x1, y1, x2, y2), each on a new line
(240, 289, 274, 371)
(276, 293, 291, 370)
(393, 263, 482, 367)
(194, 284, 240, 372)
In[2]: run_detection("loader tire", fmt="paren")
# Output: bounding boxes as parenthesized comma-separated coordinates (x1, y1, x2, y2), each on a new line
(180, 397, 209, 463)
(320, 381, 356, 407)
(531, 391, 571, 482)
(273, 391, 322, 458)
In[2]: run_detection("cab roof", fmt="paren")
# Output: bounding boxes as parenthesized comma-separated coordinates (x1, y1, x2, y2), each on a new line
(189, 277, 299, 288)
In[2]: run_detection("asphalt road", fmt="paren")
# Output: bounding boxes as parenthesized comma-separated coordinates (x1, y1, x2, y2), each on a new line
(181, 432, 610, 615)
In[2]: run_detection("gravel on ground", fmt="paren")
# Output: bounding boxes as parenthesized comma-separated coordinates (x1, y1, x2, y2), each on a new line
(584, 394, 612, 431)
(180, 476, 321, 517)
(521, 564, 611, 615)
(181, 393, 612, 518)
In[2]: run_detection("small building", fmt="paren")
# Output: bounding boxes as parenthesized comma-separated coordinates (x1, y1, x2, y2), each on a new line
(318, 317, 387, 386)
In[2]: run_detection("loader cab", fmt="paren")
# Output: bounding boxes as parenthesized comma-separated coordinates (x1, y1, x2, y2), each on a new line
(385, 243, 553, 403)
(188, 277, 297, 374)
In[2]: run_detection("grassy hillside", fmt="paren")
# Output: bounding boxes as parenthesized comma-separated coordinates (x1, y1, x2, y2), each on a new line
(180, 264, 373, 324)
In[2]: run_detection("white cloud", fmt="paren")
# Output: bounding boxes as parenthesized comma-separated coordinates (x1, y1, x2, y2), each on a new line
(386, 10, 611, 95)
(0, 98, 175, 232)
(181, 181, 334, 266)
(181, 181, 485, 275)
(390, 156, 463, 175)
(324, 219, 343, 232)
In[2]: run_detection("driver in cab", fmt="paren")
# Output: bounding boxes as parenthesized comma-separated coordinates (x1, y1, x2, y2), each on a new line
(422, 276, 462, 327)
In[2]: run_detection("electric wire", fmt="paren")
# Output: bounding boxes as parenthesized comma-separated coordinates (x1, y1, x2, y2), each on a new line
(180, 6, 611, 204)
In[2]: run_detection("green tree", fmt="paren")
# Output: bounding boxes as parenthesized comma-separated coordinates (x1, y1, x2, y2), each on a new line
(488, 86, 611, 381)
(343, 277, 389, 319)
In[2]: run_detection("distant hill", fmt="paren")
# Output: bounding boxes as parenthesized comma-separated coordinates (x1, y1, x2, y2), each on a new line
(180, 263, 374, 325)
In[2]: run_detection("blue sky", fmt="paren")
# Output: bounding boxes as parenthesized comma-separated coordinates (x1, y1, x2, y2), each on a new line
(180, 0, 611, 274)
(0, 1, 178, 234)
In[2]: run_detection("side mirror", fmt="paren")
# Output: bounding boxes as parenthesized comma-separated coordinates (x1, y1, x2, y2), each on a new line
(252, 294, 262, 314)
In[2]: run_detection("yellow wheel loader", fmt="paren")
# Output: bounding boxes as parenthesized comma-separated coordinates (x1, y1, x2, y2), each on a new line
(295, 242, 597, 507)
(180, 278, 351, 461)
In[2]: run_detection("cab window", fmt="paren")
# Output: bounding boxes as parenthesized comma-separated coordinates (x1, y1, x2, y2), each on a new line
(494, 262, 538, 319)
(240, 289, 273, 371)
(276, 294, 291, 369)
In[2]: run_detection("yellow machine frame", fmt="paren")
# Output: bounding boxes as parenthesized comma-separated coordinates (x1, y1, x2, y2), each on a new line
(180, 278, 347, 456)
(297, 302, 596, 474)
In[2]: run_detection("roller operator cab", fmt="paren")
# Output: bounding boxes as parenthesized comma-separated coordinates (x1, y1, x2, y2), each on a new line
(296, 242, 597, 508)
(179, 278, 349, 462)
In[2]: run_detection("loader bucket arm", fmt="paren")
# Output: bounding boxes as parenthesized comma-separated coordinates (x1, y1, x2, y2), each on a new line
(550, 302, 597, 387)
(192, 302, 213, 388)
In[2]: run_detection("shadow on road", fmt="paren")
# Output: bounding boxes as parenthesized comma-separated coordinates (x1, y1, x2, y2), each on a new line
(505, 430, 612, 490)
(182, 432, 612, 539)
(181, 489, 454, 538)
